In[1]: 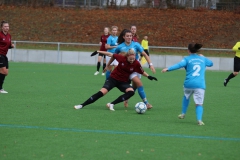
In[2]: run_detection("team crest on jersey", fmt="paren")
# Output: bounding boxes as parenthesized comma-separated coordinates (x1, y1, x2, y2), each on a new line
(130, 68, 133, 71)
(121, 63, 124, 66)
(3, 38, 5, 41)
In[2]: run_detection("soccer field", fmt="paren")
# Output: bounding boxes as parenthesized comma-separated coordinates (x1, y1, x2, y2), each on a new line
(0, 62, 240, 160)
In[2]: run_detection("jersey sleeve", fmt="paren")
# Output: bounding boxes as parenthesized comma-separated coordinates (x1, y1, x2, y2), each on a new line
(115, 45, 120, 54)
(134, 62, 144, 74)
(205, 57, 213, 67)
(232, 42, 240, 51)
(168, 58, 187, 71)
(106, 36, 111, 45)
(136, 42, 144, 53)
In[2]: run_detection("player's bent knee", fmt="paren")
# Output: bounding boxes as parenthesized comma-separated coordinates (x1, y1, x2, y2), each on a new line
(0, 69, 8, 75)
(233, 72, 239, 76)
(125, 88, 134, 92)
(126, 91, 135, 98)
(100, 88, 108, 95)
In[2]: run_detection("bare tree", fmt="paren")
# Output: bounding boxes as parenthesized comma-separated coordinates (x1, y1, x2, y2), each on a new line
(105, 0, 109, 6)
(145, 0, 153, 7)
(0, 0, 5, 5)
(127, 0, 131, 6)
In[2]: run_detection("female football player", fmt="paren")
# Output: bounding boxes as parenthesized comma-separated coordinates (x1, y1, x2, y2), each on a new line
(162, 43, 213, 125)
(0, 21, 14, 93)
(104, 26, 118, 79)
(91, 29, 156, 109)
(130, 25, 138, 42)
(94, 27, 110, 76)
(74, 49, 157, 111)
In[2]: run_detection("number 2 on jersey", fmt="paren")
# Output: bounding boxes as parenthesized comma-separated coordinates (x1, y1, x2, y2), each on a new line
(192, 65, 201, 76)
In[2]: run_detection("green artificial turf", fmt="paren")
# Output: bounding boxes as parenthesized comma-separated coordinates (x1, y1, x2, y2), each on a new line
(0, 62, 239, 160)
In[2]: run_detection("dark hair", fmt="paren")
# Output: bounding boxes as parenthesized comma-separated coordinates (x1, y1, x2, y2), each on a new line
(1, 21, 8, 27)
(117, 29, 132, 44)
(188, 43, 203, 53)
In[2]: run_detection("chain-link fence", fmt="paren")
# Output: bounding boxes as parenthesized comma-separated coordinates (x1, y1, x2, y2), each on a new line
(0, 0, 239, 10)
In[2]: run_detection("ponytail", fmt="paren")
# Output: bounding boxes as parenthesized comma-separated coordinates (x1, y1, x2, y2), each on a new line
(188, 43, 203, 53)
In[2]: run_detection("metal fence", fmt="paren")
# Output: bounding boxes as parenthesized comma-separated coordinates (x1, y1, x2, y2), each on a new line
(12, 40, 232, 56)
(1, 0, 239, 10)
(8, 41, 234, 71)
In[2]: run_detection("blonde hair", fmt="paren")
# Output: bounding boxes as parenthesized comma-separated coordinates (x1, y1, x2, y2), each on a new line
(111, 26, 118, 30)
(126, 48, 136, 56)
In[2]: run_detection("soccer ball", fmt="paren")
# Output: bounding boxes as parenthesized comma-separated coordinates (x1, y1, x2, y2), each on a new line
(135, 102, 147, 114)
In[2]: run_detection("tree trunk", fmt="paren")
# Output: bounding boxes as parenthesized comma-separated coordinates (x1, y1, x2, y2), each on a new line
(127, 0, 130, 6)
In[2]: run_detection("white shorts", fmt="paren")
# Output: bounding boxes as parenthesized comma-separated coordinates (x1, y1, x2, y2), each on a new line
(129, 72, 141, 80)
(106, 56, 118, 66)
(183, 88, 205, 105)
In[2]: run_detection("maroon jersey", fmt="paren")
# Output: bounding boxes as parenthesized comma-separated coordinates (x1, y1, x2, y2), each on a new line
(132, 35, 138, 42)
(0, 31, 12, 56)
(110, 54, 144, 82)
(100, 34, 110, 51)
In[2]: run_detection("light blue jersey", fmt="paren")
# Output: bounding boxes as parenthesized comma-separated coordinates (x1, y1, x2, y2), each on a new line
(168, 54, 213, 89)
(106, 35, 118, 53)
(115, 41, 144, 60)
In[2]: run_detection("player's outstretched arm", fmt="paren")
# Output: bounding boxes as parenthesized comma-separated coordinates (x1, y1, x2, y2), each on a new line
(97, 51, 113, 57)
(103, 56, 115, 73)
(90, 51, 99, 57)
(163, 58, 187, 72)
(161, 68, 168, 73)
(90, 51, 113, 57)
(232, 42, 240, 51)
(141, 51, 155, 74)
(142, 72, 158, 81)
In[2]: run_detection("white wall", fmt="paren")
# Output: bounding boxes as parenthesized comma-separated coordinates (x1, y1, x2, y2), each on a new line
(7, 49, 233, 71)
